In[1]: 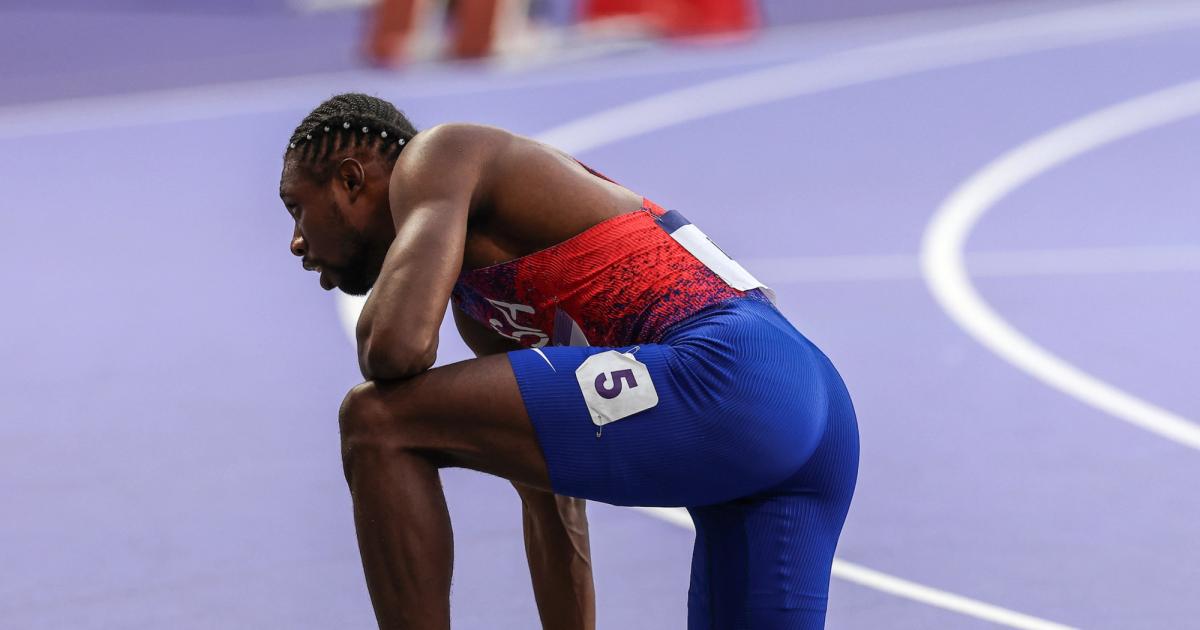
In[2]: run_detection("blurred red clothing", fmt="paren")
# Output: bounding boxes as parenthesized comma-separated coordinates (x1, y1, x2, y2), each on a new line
(583, 0, 759, 36)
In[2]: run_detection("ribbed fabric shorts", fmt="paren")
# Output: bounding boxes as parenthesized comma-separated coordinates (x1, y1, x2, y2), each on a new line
(508, 296, 859, 629)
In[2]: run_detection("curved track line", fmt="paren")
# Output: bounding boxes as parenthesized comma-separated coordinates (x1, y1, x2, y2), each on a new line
(534, 0, 1200, 153)
(336, 0, 1200, 335)
(921, 79, 1200, 451)
(333, 5, 1200, 628)
(634, 507, 1075, 630)
(4, 1, 1192, 142)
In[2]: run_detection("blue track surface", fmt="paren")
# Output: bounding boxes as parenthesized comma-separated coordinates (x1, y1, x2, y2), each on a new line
(3, 1, 1198, 628)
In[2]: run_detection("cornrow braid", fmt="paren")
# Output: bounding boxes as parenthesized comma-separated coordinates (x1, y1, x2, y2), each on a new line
(284, 93, 418, 179)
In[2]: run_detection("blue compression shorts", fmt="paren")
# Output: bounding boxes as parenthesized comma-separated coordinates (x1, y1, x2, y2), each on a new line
(507, 296, 859, 629)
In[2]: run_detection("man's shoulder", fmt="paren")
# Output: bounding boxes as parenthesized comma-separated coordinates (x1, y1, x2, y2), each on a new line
(393, 123, 524, 178)
(393, 123, 552, 190)
(407, 122, 516, 154)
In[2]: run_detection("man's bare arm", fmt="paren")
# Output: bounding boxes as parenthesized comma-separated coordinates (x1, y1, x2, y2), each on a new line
(453, 308, 596, 630)
(355, 124, 497, 380)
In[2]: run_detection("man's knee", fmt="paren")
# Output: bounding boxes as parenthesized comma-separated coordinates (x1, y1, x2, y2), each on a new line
(339, 381, 402, 448)
(339, 382, 405, 484)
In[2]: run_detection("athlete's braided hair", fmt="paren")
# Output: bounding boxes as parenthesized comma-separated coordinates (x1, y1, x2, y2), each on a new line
(284, 93, 418, 180)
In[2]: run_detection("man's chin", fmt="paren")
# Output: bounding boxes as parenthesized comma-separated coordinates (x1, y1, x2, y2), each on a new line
(335, 274, 376, 296)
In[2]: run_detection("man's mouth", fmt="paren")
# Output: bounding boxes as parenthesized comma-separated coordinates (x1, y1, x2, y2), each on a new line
(302, 259, 335, 290)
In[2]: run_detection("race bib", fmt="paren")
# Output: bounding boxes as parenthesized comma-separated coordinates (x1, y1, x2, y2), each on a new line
(575, 350, 658, 427)
(655, 210, 776, 303)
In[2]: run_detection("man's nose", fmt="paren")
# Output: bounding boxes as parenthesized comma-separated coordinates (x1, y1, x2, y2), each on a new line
(290, 226, 306, 257)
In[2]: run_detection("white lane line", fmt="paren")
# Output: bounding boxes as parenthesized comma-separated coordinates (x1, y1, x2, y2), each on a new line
(335, 0, 1200, 330)
(289, 0, 374, 12)
(536, 0, 1200, 153)
(744, 245, 1200, 284)
(334, 0, 1200, 346)
(634, 507, 1076, 630)
(5, 0, 1200, 143)
(965, 245, 1200, 277)
(921, 79, 1200, 451)
(0, 0, 1084, 141)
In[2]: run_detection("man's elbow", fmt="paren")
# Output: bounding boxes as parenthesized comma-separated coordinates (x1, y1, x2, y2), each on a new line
(361, 336, 437, 380)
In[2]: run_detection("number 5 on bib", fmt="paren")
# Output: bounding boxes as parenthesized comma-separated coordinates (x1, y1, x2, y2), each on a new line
(575, 350, 659, 429)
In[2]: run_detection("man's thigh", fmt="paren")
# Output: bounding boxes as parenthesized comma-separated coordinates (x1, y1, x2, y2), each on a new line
(508, 339, 818, 508)
(341, 352, 551, 489)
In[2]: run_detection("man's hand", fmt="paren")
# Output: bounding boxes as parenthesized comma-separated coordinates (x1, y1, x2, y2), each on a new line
(453, 307, 597, 630)
(513, 482, 596, 630)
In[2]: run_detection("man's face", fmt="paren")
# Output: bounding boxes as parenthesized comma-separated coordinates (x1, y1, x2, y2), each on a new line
(278, 161, 379, 296)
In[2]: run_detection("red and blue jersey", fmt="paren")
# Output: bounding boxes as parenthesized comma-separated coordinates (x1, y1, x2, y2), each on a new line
(451, 198, 773, 348)
(468, 170, 855, 630)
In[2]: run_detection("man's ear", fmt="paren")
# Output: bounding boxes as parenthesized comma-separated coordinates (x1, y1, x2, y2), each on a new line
(337, 158, 366, 202)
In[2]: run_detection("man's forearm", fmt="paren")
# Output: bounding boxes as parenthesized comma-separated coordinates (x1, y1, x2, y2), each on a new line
(515, 483, 596, 630)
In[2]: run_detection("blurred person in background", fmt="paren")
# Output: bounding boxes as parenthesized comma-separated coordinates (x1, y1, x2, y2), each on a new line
(366, 0, 513, 63)
(364, 0, 758, 65)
